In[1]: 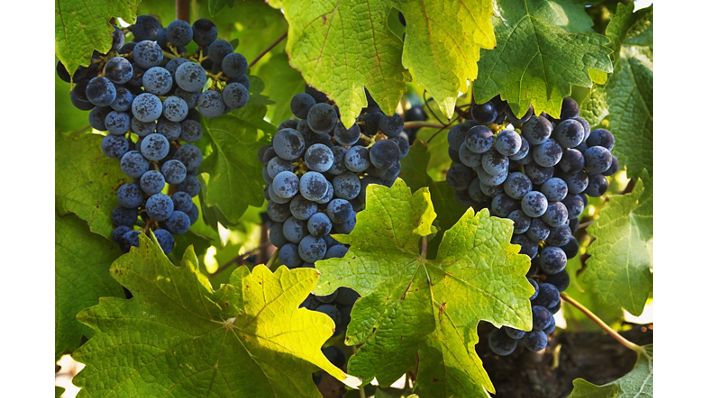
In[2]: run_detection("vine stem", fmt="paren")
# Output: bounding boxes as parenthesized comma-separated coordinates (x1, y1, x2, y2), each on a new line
(402, 121, 446, 130)
(560, 293, 642, 353)
(358, 386, 366, 398)
(176, 0, 190, 22)
(249, 32, 288, 68)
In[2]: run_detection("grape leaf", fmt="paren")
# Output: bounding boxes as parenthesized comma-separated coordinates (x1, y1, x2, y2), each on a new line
(474, 0, 613, 117)
(55, 0, 139, 73)
(396, 0, 496, 118)
(55, 73, 87, 133)
(270, 0, 495, 126)
(55, 214, 123, 358)
(74, 236, 346, 397)
(255, 52, 306, 125)
(580, 178, 652, 316)
(56, 132, 128, 239)
(570, 345, 653, 397)
(315, 179, 533, 396)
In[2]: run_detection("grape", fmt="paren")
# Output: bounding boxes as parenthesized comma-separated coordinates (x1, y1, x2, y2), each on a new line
(502, 327, 527, 340)
(603, 156, 620, 176)
(302, 143, 334, 173)
(545, 270, 570, 292)
(131, 119, 156, 137)
(139, 170, 166, 195)
(272, 171, 299, 199)
(587, 129, 615, 150)
(369, 140, 400, 170)
(307, 103, 338, 134)
(146, 193, 174, 221)
(290, 93, 316, 119)
(180, 119, 203, 142)
(192, 19, 218, 47)
(132, 40, 163, 69)
(521, 116, 552, 145)
(176, 175, 201, 197)
(561, 237, 579, 259)
(491, 193, 519, 218)
(197, 90, 226, 118)
(584, 146, 613, 174)
(165, 57, 189, 75)
(510, 137, 530, 161)
(553, 119, 584, 149)
(103, 57, 133, 84)
(334, 122, 360, 146)
(101, 135, 129, 159)
(298, 235, 327, 262)
(523, 331, 548, 352)
(528, 278, 539, 300)
(465, 125, 494, 153)
(508, 210, 531, 234)
(105, 111, 130, 135)
(532, 139, 563, 167)
(539, 246, 567, 275)
(273, 128, 306, 160)
(467, 178, 486, 203)
(565, 171, 589, 194)
(308, 212, 333, 237)
(85, 77, 117, 106)
(521, 191, 548, 217)
(132, 93, 163, 123)
(171, 192, 193, 213)
(332, 173, 361, 200)
(112, 226, 132, 243)
(222, 83, 249, 109)
(279, 243, 302, 268)
(477, 167, 508, 187)
(503, 172, 532, 199)
(533, 283, 560, 308)
(299, 171, 329, 201)
(326, 244, 348, 259)
(112, 207, 137, 227)
(268, 223, 286, 247)
(157, 119, 182, 140)
(117, 183, 144, 208)
(318, 181, 335, 204)
(459, 144, 482, 168)
(559, 148, 584, 173)
(283, 217, 307, 243)
(391, 134, 410, 157)
(173, 144, 203, 172)
(525, 162, 554, 185)
(512, 234, 538, 258)
(480, 181, 503, 197)
(446, 163, 472, 191)
(71, 86, 94, 110)
(290, 195, 318, 221)
(488, 329, 518, 356)
(380, 114, 404, 137)
(532, 305, 553, 331)
(540, 178, 568, 202)
(542, 202, 568, 227)
(527, 218, 550, 242)
(152, 228, 174, 254)
(315, 304, 341, 326)
(266, 157, 294, 179)
(495, 130, 522, 156)
(110, 87, 134, 112)
(471, 101, 498, 124)
(560, 97, 580, 119)
(346, 144, 371, 173)
(166, 20, 193, 46)
(207, 39, 233, 66)
(175, 62, 207, 92)
(585, 174, 608, 197)
(89, 107, 109, 130)
(140, 133, 170, 161)
(120, 150, 150, 178)
(221, 53, 248, 79)
(130, 16, 163, 41)
(165, 210, 190, 234)
(326, 199, 354, 224)
(162, 96, 188, 122)
(543, 316, 556, 334)
(121, 230, 141, 250)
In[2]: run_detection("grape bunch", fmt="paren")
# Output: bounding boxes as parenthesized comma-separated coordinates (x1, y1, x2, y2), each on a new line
(260, 88, 411, 339)
(445, 97, 619, 355)
(56, 15, 251, 254)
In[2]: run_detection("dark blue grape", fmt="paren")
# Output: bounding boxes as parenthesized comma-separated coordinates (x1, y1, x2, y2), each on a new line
(539, 246, 567, 275)
(380, 114, 404, 137)
(532, 139, 563, 167)
(162, 96, 189, 122)
(132, 93, 163, 123)
(482, 150, 509, 176)
(105, 111, 130, 135)
(495, 130, 522, 156)
(541, 177, 568, 202)
(529, 278, 539, 300)
(471, 102, 498, 124)
(140, 170, 166, 195)
(308, 212, 332, 237)
(585, 174, 608, 197)
(166, 19, 193, 46)
(221, 82, 250, 110)
(145, 193, 174, 221)
(131, 118, 156, 137)
(117, 183, 144, 208)
(133, 40, 163, 69)
(521, 116, 552, 145)
(85, 77, 116, 106)
(160, 160, 186, 185)
(560, 97, 580, 119)
(298, 235, 327, 262)
(521, 191, 548, 217)
(587, 129, 615, 150)
(111, 207, 137, 227)
(279, 243, 302, 268)
(603, 156, 620, 176)
(542, 202, 568, 227)
(317, 180, 335, 204)
(120, 150, 149, 178)
(289, 195, 317, 221)
(299, 171, 329, 201)
(153, 228, 174, 254)
(488, 329, 517, 356)
(272, 171, 299, 199)
(334, 122, 360, 146)
(283, 217, 307, 243)
(130, 16, 162, 41)
(101, 135, 129, 159)
(222, 52, 248, 78)
(565, 171, 589, 194)
(491, 193, 520, 218)
(305, 143, 334, 173)
(268, 223, 286, 247)
(327, 199, 354, 224)
(553, 119, 584, 148)
(207, 39, 233, 67)
(508, 209, 531, 234)
(325, 244, 348, 259)
(512, 234, 538, 258)
(546, 224, 572, 247)
(88, 107, 110, 131)
(112, 226, 132, 243)
(332, 173, 361, 200)
(192, 19, 217, 47)
(545, 270, 570, 292)
(273, 128, 306, 161)
(559, 148, 584, 173)
(197, 89, 226, 118)
(180, 119, 202, 142)
(532, 305, 553, 331)
(140, 133, 170, 161)
(584, 146, 613, 174)
(523, 331, 548, 352)
(534, 283, 560, 308)
(157, 119, 181, 140)
(266, 157, 294, 180)
(121, 230, 140, 250)
(477, 167, 508, 187)
(510, 137, 530, 162)
(173, 144, 202, 172)
(165, 210, 190, 234)
(527, 218, 550, 242)
(315, 304, 341, 326)
(561, 238, 579, 259)
(171, 191, 193, 213)
(502, 326, 527, 340)
(391, 134, 410, 157)
(465, 125, 494, 154)
(165, 57, 189, 75)
(459, 144, 482, 168)
(290, 93, 316, 119)
(503, 172, 532, 199)
(369, 140, 400, 170)
(103, 57, 133, 84)
(524, 162, 554, 185)
(307, 103, 338, 134)
(175, 62, 207, 92)
(110, 87, 134, 112)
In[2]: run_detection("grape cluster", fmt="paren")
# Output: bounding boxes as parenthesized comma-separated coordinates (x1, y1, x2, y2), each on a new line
(57, 15, 251, 254)
(260, 88, 411, 336)
(445, 97, 619, 355)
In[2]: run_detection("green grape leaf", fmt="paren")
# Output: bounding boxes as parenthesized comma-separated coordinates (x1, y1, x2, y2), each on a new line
(396, 0, 496, 118)
(55, 0, 139, 73)
(315, 179, 533, 396)
(272, 0, 407, 127)
(55, 214, 123, 358)
(56, 132, 128, 239)
(55, 73, 87, 133)
(562, 256, 623, 331)
(580, 178, 652, 316)
(255, 52, 306, 124)
(474, 0, 613, 117)
(570, 345, 653, 397)
(74, 236, 346, 397)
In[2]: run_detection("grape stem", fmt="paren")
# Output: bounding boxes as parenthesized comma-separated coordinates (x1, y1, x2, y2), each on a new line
(176, 0, 190, 22)
(560, 292, 642, 352)
(212, 243, 271, 275)
(249, 32, 288, 68)
(266, 247, 280, 268)
(402, 121, 446, 130)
